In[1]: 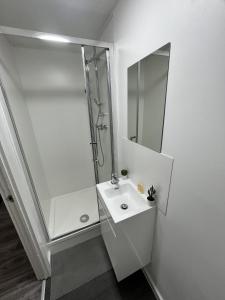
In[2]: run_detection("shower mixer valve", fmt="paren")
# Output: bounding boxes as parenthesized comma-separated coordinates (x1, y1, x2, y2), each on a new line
(99, 112, 108, 117)
(96, 124, 108, 130)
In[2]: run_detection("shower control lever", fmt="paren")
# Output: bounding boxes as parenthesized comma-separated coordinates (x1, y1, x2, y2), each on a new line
(96, 124, 108, 130)
(6, 195, 14, 202)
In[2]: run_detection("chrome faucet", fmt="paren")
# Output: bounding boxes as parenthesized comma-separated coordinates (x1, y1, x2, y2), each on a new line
(111, 173, 119, 189)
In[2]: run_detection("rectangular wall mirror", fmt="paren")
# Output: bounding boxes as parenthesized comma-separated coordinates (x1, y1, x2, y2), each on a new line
(127, 43, 171, 152)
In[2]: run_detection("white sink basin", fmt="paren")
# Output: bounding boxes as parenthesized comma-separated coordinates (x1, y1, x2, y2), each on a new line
(97, 179, 153, 223)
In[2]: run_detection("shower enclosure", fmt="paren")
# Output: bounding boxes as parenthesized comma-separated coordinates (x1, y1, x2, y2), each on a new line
(0, 29, 115, 240)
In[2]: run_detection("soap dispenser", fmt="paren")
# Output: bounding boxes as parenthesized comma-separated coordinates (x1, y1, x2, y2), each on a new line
(147, 185, 156, 205)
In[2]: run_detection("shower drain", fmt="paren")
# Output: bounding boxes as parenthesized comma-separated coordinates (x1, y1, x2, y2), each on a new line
(80, 214, 89, 223)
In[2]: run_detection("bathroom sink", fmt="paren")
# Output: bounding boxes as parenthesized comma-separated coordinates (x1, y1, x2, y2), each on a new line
(97, 178, 156, 281)
(97, 179, 153, 223)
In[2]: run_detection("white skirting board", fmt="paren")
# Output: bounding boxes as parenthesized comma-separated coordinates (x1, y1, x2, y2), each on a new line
(142, 267, 165, 300)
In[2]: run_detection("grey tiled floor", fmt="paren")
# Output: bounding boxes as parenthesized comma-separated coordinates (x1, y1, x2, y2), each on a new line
(50, 237, 112, 299)
(58, 270, 156, 300)
(48, 236, 156, 300)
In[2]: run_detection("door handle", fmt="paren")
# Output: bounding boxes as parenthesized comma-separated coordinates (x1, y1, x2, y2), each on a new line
(6, 195, 14, 202)
(129, 136, 137, 141)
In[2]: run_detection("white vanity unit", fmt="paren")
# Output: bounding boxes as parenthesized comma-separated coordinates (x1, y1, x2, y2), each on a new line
(97, 179, 156, 281)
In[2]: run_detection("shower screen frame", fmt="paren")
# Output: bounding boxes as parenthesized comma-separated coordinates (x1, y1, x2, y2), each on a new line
(0, 26, 115, 242)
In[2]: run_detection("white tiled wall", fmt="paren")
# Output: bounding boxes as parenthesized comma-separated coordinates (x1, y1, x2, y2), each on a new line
(121, 138, 173, 215)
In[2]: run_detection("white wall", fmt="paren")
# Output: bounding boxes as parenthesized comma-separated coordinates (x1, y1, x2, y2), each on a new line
(0, 34, 51, 225)
(101, 1, 225, 299)
(13, 46, 95, 197)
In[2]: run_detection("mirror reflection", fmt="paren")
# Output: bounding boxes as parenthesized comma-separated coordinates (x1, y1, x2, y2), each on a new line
(127, 43, 171, 152)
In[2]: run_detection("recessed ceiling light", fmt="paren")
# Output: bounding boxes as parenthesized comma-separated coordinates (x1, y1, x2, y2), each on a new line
(36, 34, 70, 43)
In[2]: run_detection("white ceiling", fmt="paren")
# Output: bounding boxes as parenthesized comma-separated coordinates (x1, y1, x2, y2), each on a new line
(0, 0, 118, 40)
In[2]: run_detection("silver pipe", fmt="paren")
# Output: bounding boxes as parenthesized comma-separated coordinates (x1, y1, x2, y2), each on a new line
(0, 77, 50, 241)
(81, 46, 99, 184)
(105, 49, 116, 176)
